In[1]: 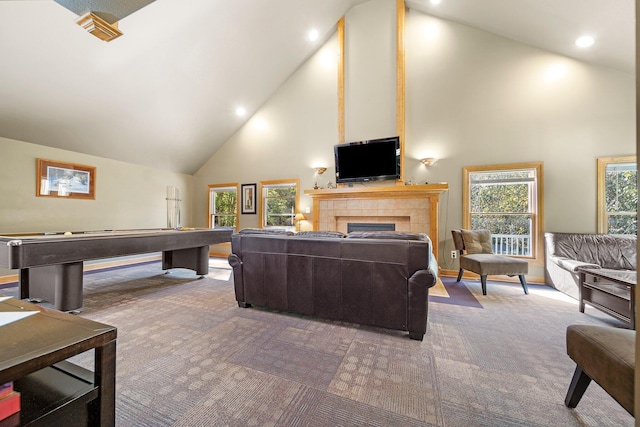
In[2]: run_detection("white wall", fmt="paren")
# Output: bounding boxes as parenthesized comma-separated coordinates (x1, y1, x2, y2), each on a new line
(194, 4, 635, 281)
(0, 136, 193, 274)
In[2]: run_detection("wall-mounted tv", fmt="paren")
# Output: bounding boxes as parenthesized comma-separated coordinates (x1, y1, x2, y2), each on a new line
(334, 136, 400, 184)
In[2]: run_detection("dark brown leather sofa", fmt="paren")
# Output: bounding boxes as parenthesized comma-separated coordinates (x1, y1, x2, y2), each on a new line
(228, 230, 438, 340)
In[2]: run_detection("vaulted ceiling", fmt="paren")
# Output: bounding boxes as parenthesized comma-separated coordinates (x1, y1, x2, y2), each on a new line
(0, 0, 634, 174)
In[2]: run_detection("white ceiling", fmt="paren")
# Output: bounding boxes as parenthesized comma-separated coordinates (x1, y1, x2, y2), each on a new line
(0, 0, 635, 174)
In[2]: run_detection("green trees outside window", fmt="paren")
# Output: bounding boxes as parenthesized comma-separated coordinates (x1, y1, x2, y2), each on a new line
(598, 156, 637, 235)
(464, 163, 542, 258)
(263, 185, 296, 228)
(209, 185, 237, 228)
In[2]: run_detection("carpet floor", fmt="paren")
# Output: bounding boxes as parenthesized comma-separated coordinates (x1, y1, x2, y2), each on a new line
(0, 260, 634, 426)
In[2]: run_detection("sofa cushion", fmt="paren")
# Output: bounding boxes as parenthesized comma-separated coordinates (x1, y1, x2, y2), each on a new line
(551, 233, 636, 270)
(346, 231, 428, 241)
(554, 257, 601, 273)
(295, 231, 346, 238)
(461, 229, 493, 254)
(238, 228, 294, 236)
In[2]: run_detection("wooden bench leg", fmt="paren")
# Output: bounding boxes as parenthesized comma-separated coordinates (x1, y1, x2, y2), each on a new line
(519, 274, 529, 294)
(480, 275, 488, 295)
(565, 365, 592, 408)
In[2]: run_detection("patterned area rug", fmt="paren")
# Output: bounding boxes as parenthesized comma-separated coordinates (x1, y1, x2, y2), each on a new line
(0, 260, 633, 426)
(429, 277, 484, 308)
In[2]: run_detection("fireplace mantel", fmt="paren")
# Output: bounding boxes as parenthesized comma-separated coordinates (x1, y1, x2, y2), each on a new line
(304, 183, 449, 260)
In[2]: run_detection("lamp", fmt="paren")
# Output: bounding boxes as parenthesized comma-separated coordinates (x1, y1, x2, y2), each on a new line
(294, 213, 305, 231)
(420, 157, 438, 167)
(314, 167, 327, 175)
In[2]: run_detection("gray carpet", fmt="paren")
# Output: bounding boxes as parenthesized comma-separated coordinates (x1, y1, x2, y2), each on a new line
(1, 260, 633, 426)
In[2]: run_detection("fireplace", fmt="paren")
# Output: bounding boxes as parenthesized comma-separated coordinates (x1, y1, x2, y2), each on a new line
(347, 223, 395, 233)
(304, 184, 449, 261)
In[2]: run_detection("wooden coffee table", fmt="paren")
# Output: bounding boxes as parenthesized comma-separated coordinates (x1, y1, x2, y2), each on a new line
(0, 296, 116, 426)
(578, 268, 636, 329)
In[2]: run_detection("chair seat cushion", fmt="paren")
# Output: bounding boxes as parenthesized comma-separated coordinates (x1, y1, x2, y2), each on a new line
(461, 253, 528, 276)
(566, 324, 635, 414)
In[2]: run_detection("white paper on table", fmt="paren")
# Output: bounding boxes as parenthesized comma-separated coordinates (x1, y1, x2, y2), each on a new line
(0, 311, 38, 327)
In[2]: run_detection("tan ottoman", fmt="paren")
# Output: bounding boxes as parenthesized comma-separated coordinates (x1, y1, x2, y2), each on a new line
(565, 324, 635, 415)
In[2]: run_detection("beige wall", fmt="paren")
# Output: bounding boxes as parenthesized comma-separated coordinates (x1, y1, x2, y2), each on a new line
(0, 137, 193, 275)
(404, 10, 635, 276)
(194, 34, 340, 232)
(344, 0, 397, 141)
(194, 4, 635, 280)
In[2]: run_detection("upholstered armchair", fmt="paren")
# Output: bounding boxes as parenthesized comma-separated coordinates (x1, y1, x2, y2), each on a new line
(451, 229, 529, 295)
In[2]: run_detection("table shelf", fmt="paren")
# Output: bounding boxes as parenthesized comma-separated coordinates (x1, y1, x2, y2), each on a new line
(14, 361, 98, 427)
(0, 296, 116, 427)
(579, 268, 635, 329)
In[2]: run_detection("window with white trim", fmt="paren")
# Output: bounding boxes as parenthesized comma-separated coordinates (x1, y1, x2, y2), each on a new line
(208, 184, 238, 229)
(463, 162, 543, 258)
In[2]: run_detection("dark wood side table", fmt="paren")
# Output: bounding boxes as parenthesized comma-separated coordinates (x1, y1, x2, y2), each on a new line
(0, 296, 116, 426)
(578, 268, 636, 329)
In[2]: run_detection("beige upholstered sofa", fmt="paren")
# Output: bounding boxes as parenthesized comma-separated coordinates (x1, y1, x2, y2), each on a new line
(544, 232, 637, 299)
(228, 229, 438, 340)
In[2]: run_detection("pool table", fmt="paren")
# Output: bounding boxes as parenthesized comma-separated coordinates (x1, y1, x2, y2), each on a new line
(0, 227, 234, 311)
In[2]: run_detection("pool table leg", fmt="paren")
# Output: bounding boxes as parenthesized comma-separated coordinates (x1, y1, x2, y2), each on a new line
(21, 262, 84, 311)
(162, 245, 210, 276)
(19, 268, 30, 300)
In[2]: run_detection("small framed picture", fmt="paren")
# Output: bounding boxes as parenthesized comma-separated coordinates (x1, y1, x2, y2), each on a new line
(36, 158, 96, 199)
(241, 183, 257, 214)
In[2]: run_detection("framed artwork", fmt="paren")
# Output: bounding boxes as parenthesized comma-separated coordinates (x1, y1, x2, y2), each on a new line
(36, 158, 96, 200)
(241, 183, 257, 214)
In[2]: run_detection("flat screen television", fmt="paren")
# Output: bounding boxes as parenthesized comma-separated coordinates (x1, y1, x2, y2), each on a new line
(334, 136, 400, 184)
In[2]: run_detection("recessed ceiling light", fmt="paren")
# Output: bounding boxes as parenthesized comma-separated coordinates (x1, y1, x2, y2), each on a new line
(575, 36, 595, 48)
(235, 106, 246, 117)
(430, 0, 442, 5)
(308, 29, 319, 42)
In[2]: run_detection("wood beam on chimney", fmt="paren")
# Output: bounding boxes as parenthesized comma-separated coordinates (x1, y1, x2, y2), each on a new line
(75, 12, 122, 42)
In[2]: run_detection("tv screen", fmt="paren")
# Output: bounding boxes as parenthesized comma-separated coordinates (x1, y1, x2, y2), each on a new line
(334, 136, 400, 184)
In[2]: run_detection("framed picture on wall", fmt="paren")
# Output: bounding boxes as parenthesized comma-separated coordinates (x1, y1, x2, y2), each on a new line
(241, 183, 257, 214)
(36, 158, 96, 199)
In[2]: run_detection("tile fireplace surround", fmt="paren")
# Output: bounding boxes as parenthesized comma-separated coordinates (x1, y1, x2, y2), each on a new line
(305, 183, 449, 260)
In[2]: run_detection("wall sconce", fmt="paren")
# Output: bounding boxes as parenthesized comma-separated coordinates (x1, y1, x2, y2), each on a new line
(294, 212, 305, 231)
(420, 158, 438, 167)
(314, 167, 327, 175)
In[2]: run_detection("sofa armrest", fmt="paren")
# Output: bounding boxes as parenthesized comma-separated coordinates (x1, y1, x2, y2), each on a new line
(228, 253, 245, 303)
(551, 256, 602, 273)
(406, 268, 438, 340)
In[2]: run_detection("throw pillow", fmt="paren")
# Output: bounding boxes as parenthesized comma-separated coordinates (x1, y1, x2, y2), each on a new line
(460, 229, 493, 254)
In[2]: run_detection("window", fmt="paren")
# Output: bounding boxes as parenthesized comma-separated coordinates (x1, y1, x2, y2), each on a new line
(259, 179, 299, 230)
(208, 184, 238, 229)
(597, 156, 637, 235)
(463, 162, 543, 259)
